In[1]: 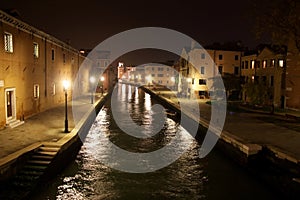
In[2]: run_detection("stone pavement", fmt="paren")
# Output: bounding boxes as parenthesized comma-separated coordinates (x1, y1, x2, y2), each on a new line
(152, 88, 300, 161)
(0, 93, 105, 159)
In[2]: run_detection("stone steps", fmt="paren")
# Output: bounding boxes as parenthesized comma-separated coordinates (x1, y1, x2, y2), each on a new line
(6, 119, 24, 128)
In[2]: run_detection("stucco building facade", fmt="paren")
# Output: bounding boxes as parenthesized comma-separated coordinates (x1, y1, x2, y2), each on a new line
(0, 10, 86, 129)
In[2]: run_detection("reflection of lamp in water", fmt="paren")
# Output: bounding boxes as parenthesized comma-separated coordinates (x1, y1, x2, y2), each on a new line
(62, 80, 70, 133)
(90, 76, 96, 104)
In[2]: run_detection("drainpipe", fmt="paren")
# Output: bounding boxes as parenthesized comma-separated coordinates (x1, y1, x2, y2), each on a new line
(44, 37, 47, 97)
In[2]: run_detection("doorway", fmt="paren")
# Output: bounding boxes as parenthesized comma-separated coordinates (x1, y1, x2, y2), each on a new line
(5, 88, 16, 122)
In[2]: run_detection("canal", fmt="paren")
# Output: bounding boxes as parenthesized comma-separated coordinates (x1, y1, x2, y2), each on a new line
(31, 84, 279, 199)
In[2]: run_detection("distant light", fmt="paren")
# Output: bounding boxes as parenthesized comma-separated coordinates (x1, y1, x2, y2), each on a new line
(171, 77, 175, 82)
(90, 76, 96, 83)
(100, 76, 105, 81)
(118, 62, 124, 67)
(80, 50, 85, 54)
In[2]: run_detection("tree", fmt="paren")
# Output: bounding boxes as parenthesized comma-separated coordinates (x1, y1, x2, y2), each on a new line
(243, 81, 271, 106)
(251, 0, 300, 50)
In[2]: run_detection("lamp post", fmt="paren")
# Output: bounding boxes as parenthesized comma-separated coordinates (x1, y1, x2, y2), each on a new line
(63, 80, 70, 133)
(100, 76, 105, 95)
(90, 76, 95, 104)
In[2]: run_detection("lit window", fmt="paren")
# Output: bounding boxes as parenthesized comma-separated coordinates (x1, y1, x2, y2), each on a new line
(33, 84, 40, 98)
(279, 59, 284, 67)
(251, 60, 255, 69)
(4, 32, 13, 53)
(33, 43, 39, 58)
(200, 66, 205, 74)
(263, 60, 267, 68)
(271, 59, 275, 67)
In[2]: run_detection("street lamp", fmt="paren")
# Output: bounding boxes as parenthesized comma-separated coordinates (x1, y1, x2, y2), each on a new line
(90, 76, 95, 104)
(100, 76, 105, 95)
(63, 80, 70, 133)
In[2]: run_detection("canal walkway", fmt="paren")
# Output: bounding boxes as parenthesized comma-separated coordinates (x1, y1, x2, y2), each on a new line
(146, 87, 300, 162)
(0, 93, 106, 167)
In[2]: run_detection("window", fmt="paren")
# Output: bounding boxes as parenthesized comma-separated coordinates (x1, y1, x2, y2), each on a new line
(245, 61, 249, 69)
(256, 61, 260, 68)
(33, 43, 39, 58)
(51, 83, 56, 95)
(104, 61, 108, 67)
(271, 59, 275, 67)
(270, 76, 274, 86)
(152, 74, 155, 77)
(4, 32, 13, 52)
(187, 66, 189, 75)
(152, 67, 154, 71)
(33, 84, 40, 98)
(199, 91, 206, 96)
(51, 49, 55, 61)
(241, 61, 244, 69)
(278, 59, 284, 67)
(251, 60, 255, 69)
(234, 66, 239, 75)
(200, 66, 205, 74)
(199, 79, 206, 85)
(192, 78, 194, 85)
(63, 53, 66, 63)
(235, 55, 239, 60)
(218, 66, 223, 74)
(219, 54, 223, 60)
(157, 74, 164, 77)
(262, 76, 267, 85)
(201, 53, 205, 59)
(263, 60, 267, 68)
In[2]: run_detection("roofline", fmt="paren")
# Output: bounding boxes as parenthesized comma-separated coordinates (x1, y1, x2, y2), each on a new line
(0, 9, 79, 54)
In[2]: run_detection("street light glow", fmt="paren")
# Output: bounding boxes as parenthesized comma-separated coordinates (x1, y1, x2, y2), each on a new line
(101, 76, 105, 81)
(62, 80, 70, 91)
(90, 76, 96, 83)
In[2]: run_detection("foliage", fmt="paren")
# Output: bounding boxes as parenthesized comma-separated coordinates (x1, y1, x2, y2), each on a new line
(243, 81, 271, 105)
(251, 0, 300, 50)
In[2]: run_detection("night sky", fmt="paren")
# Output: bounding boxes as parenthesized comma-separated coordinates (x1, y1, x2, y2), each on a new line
(0, 0, 258, 65)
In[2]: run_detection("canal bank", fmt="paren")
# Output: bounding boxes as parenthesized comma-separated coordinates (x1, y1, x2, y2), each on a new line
(140, 85, 300, 199)
(0, 93, 109, 199)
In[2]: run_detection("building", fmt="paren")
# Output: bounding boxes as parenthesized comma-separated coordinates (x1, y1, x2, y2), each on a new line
(0, 10, 86, 129)
(241, 46, 286, 108)
(286, 39, 300, 110)
(178, 42, 243, 99)
(144, 64, 176, 89)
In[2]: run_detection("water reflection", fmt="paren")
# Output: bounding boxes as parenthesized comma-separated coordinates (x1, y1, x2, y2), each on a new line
(30, 84, 279, 200)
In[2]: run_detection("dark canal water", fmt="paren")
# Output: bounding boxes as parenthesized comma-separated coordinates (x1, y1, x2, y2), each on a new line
(31, 84, 279, 200)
